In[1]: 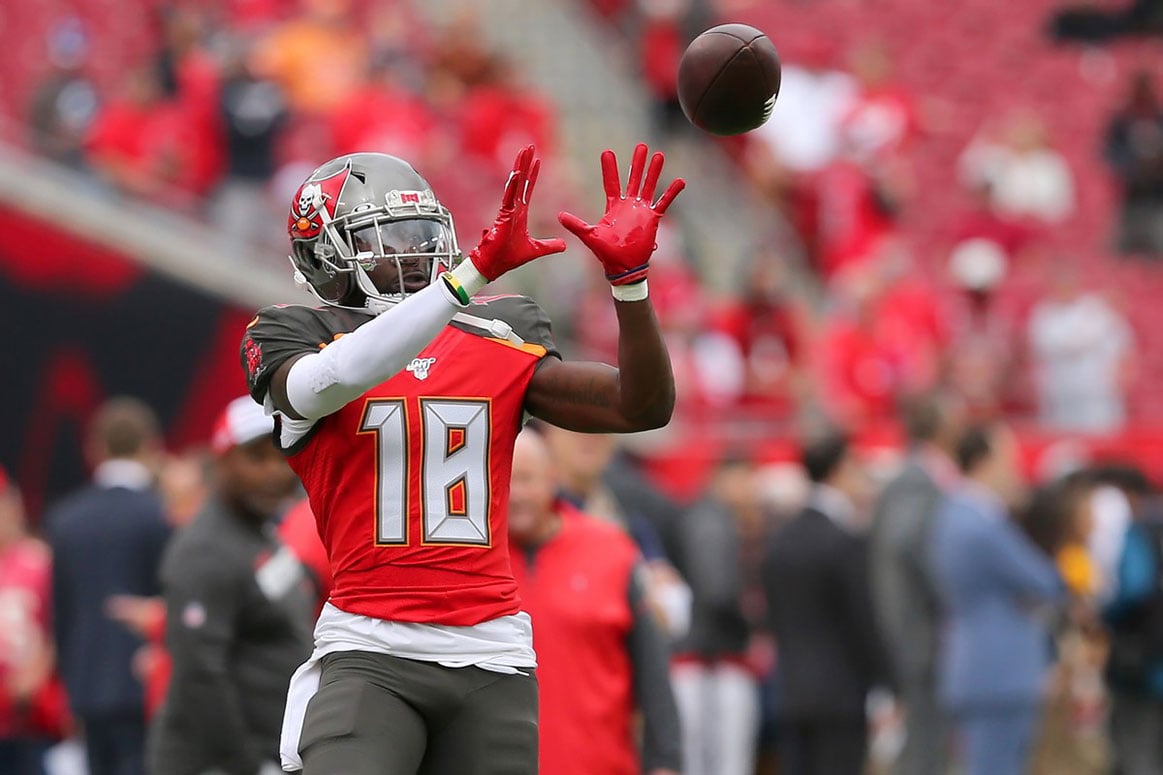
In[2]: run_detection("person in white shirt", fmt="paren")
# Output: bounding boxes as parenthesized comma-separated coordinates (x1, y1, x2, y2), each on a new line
(960, 112, 1075, 223)
(1028, 267, 1133, 432)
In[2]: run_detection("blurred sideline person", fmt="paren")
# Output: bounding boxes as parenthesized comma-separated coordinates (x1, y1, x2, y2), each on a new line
(543, 425, 691, 638)
(764, 431, 885, 775)
(507, 428, 681, 775)
(869, 392, 962, 775)
(242, 144, 683, 773)
(670, 454, 767, 775)
(1103, 471, 1163, 775)
(47, 398, 171, 775)
(930, 423, 1064, 775)
(148, 396, 313, 775)
(0, 467, 68, 775)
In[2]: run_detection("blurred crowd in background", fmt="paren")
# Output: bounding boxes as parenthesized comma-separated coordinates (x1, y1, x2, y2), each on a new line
(4, 0, 1163, 773)
(11, 0, 1163, 435)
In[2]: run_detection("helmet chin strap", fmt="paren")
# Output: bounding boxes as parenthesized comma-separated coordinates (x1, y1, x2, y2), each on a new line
(353, 259, 406, 310)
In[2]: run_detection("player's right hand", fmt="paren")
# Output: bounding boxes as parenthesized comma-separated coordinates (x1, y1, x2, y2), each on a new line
(466, 145, 566, 281)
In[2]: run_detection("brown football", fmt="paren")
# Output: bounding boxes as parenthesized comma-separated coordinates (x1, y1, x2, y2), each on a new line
(677, 23, 781, 136)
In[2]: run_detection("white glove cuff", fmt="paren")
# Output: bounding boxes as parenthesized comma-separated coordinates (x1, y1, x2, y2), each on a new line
(451, 258, 489, 298)
(611, 280, 649, 302)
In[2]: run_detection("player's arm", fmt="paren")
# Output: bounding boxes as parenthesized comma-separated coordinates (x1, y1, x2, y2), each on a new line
(525, 301, 674, 432)
(526, 143, 683, 433)
(259, 146, 565, 421)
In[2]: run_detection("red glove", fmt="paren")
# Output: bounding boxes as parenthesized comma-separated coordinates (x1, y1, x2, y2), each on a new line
(466, 145, 566, 282)
(557, 143, 685, 287)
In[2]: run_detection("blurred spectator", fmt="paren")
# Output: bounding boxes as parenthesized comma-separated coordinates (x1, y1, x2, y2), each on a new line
(83, 67, 167, 198)
(1027, 266, 1134, 432)
(152, 6, 221, 133)
(27, 18, 98, 170)
(948, 183, 1036, 263)
(84, 67, 220, 207)
(1103, 472, 1163, 775)
(764, 431, 883, 775)
(754, 38, 856, 175)
(818, 261, 912, 424)
(0, 468, 67, 775)
(507, 429, 682, 775)
(638, 0, 687, 135)
(1025, 473, 1102, 599)
(329, 58, 438, 163)
(542, 425, 690, 637)
(252, 0, 367, 115)
(960, 112, 1075, 224)
(1104, 71, 1163, 257)
(210, 40, 289, 251)
(930, 423, 1065, 775)
(873, 250, 951, 396)
(148, 397, 311, 775)
(1051, 0, 1163, 43)
(869, 393, 964, 775)
(543, 426, 663, 559)
(104, 452, 212, 725)
(46, 398, 171, 775)
(710, 253, 807, 414)
(1023, 472, 1110, 775)
(1089, 464, 1154, 603)
(156, 452, 209, 530)
(813, 156, 901, 279)
(840, 41, 918, 163)
(670, 454, 768, 775)
(456, 57, 557, 172)
(946, 238, 1017, 416)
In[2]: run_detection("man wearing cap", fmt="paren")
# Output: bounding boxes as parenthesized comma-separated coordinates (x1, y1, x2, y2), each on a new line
(147, 397, 313, 775)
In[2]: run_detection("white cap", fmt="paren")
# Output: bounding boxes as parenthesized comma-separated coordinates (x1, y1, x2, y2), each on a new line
(211, 396, 274, 454)
(949, 238, 1007, 291)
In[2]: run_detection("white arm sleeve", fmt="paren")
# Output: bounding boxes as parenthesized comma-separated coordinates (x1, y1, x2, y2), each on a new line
(283, 262, 486, 420)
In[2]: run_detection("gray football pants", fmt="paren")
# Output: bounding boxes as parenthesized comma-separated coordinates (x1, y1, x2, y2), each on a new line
(298, 650, 539, 775)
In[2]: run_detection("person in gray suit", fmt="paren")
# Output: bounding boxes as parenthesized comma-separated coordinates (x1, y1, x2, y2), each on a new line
(869, 393, 963, 775)
(930, 423, 1065, 775)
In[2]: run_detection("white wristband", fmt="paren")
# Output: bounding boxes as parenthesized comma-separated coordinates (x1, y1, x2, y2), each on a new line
(451, 258, 489, 298)
(611, 280, 649, 302)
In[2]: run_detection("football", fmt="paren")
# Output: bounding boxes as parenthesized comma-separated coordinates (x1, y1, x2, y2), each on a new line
(677, 23, 781, 136)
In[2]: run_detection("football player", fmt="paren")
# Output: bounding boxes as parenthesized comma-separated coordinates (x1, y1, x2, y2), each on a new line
(241, 143, 683, 774)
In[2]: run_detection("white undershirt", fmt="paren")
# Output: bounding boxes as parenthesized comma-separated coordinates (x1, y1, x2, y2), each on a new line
(93, 459, 153, 491)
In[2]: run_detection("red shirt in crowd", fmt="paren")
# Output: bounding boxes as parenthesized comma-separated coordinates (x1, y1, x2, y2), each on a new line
(509, 505, 641, 775)
(814, 160, 896, 278)
(458, 84, 555, 169)
(0, 538, 67, 740)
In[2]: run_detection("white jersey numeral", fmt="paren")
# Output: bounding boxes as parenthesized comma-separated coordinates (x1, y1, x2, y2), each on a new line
(359, 398, 492, 546)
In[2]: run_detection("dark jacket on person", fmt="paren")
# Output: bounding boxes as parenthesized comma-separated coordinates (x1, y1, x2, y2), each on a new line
(148, 498, 314, 775)
(1104, 512, 1163, 700)
(671, 497, 752, 659)
(764, 492, 887, 718)
(869, 456, 947, 686)
(47, 471, 170, 717)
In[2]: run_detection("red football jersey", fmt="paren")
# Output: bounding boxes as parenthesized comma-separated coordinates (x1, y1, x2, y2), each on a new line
(243, 296, 557, 626)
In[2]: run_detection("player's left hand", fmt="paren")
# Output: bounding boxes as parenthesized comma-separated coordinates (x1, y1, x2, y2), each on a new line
(467, 144, 566, 281)
(557, 143, 685, 287)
